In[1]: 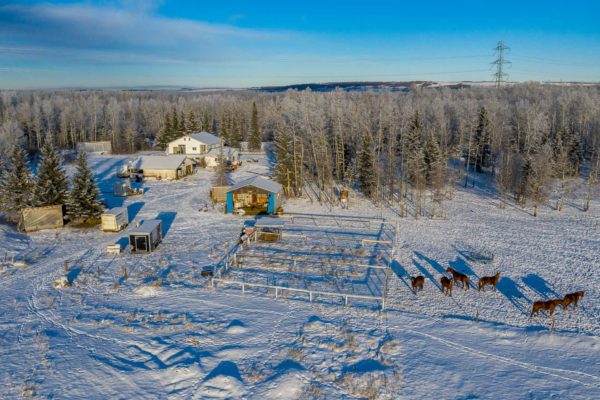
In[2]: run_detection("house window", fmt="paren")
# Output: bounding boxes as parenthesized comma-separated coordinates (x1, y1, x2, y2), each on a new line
(192, 147, 197, 151)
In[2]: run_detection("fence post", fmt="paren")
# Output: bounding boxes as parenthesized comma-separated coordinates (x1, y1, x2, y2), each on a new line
(309, 292, 313, 302)
(275, 287, 278, 299)
(242, 282, 245, 293)
(345, 296, 348, 306)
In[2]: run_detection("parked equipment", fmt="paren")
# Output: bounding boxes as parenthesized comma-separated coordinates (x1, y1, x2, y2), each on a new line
(101, 207, 129, 232)
(128, 220, 162, 253)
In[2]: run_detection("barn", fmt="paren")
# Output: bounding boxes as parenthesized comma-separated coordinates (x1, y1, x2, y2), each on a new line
(167, 132, 222, 157)
(135, 155, 195, 180)
(226, 176, 283, 215)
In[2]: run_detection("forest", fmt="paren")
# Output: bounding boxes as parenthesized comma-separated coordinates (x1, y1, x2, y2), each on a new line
(0, 83, 599, 218)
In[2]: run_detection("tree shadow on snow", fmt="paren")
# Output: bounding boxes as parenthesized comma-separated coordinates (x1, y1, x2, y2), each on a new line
(413, 252, 446, 275)
(127, 202, 145, 221)
(522, 274, 560, 300)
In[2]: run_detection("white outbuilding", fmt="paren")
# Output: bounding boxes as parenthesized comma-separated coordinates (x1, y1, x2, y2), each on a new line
(204, 146, 240, 168)
(101, 207, 129, 232)
(167, 132, 222, 157)
(135, 155, 195, 180)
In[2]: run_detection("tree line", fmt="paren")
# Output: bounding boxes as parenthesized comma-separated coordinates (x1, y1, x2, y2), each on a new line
(0, 83, 599, 217)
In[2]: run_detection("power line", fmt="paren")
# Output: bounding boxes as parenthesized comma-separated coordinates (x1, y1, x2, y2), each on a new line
(491, 41, 511, 87)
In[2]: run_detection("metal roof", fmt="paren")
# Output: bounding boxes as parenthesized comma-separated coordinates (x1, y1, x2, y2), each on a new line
(228, 176, 283, 193)
(137, 155, 188, 170)
(103, 207, 127, 216)
(129, 220, 162, 235)
(188, 132, 222, 146)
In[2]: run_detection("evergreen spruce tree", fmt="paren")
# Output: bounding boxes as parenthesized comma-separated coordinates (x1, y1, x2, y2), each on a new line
(273, 129, 295, 195)
(568, 132, 584, 175)
(358, 132, 376, 198)
(474, 106, 492, 172)
(202, 110, 210, 132)
(404, 110, 425, 186)
(219, 113, 229, 145)
(230, 117, 242, 148)
(187, 111, 200, 132)
(171, 108, 179, 141)
(423, 135, 441, 184)
(156, 112, 172, 149)
(249, 102, 262, 151)
(33, 140, 68, 207)
(0, 146, 34, 215)
(67, 152, 103, 223)
(179, 111, 186, 136)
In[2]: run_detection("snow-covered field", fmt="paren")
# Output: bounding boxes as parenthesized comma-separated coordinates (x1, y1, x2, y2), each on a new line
(1, 153, 599, 399)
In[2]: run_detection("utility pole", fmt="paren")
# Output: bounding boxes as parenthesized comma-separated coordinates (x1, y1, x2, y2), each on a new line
(492, 41, 511, 88)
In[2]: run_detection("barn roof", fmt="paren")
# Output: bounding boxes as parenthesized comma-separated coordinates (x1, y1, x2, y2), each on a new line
(189, 132, 221, 146)
(137, 155, 188, 170)
(228, 176, 283, 193)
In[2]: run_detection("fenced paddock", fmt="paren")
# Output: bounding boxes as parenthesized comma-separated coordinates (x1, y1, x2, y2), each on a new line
(212, 213, 398, 310)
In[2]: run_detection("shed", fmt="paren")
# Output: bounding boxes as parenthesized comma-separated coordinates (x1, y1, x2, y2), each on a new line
(204, 146, 240, 168)
(226, 176, 283, 215)
(210, 186, 230, 203)
(136, 155, 195, 180)
(129, 220, 162, 253)
(77, 141, 112, 154)
(18, 205, 64, 233)
(101, 207, 129, 232)
(254, 215, 285, 241)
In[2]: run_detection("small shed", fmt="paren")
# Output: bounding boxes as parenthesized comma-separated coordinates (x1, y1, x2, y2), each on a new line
(18, 205, 64, 233)
(226, 176, 283, 215)
(255, 215, 284, 241)
(129, 220, 162, 253)
(77, 141, 112, 154)
(113, 181, 131, 197)
(101, 207, 129, 232)
(136, 155, 195, 180)
(204, 146, 240, 168)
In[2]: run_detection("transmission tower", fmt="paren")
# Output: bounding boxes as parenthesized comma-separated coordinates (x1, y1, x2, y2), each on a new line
(492, 41, 511, 88)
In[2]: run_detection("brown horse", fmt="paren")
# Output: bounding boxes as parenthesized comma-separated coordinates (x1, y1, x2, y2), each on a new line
(478, 272, 500, 292)
(411, 275, 425, 294)
(440, 276, 453, 296)
(446, 267, 469, 290)
(562, 291, 585, 310)
(530, 299, 563, 318)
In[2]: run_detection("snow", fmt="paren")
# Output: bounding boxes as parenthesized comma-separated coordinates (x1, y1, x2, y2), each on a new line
(188, 132, 222, 146)
(229, 175, 283, 193)
(0, 153, 599, 399)
(137, 155, 188, 170)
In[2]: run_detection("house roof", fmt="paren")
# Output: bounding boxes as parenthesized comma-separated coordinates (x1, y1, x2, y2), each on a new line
(137, 155, 188, 170)
(129, 220, 162, 235)
(188, 132, 221, 146)
(228, 176, 283, 193)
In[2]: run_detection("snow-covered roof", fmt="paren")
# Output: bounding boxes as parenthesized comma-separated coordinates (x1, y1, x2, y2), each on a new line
(137, 155, 188, 170)
(205, 146, 238, 157)
(255, 215, 285, 228)
(129, 220, 162, 235)
(228, 176, 283, 193)
(188, 132, 221, 146)
(103, 207, 127, 216)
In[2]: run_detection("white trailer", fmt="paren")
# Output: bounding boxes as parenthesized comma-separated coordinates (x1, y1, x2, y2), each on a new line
(113, 181, 131, 197)
(101, 207, 129, 232)
(129, 220, 162, 253)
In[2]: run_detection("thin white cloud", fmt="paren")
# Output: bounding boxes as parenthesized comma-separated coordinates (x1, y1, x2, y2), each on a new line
(0, 3, 296, 65)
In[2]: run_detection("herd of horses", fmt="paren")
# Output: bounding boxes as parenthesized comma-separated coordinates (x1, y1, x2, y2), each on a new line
(409, 268, 585, 320)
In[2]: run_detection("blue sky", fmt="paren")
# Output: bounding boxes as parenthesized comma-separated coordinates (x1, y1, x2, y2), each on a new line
(1, 0, 599, 88)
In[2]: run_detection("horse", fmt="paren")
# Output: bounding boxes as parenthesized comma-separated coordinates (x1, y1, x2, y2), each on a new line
(440, 276, 453, 296)
(446, 267, 469, 290)
(478, 272, 500, 292)
(530, 299, 563, 318)
(562, 291, 585, 310)
(411, 275, 425, 294)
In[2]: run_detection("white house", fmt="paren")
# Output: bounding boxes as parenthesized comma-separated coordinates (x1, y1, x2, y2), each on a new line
(167, 132, 222, 157)
(204, 146, 240, 168)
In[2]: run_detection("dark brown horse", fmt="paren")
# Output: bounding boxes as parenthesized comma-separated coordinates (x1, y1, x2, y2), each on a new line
(530, 299, 563, 318)
(478, 272, 500, 292)
(562, 291, 585, 310)
(411, 275, 425, 294)
(446, 267, 469, 290)
(440, 276, 453, 296)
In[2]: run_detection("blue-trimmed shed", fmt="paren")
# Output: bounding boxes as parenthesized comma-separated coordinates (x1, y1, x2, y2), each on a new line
(226, 176, 283, 215)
